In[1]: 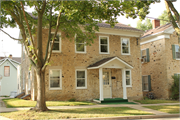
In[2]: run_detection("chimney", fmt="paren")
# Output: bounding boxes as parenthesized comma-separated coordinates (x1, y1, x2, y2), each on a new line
(152, 19, 160, 29)
(9, 54, 12, 59)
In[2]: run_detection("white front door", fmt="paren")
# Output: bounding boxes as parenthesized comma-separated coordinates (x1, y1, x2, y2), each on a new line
(103, 69, 112, 98)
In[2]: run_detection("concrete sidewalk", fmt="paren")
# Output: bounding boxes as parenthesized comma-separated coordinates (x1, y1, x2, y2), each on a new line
(0, 97, 180, 120)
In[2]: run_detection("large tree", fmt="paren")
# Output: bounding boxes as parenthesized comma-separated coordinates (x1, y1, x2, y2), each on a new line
(164, 0, 180, 35)
(0, 0, 155, 111)
(136, 18, 152, 31)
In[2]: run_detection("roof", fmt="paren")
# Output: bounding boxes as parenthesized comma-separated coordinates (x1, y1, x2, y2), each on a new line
(141, 23, 172, 38)
(0, 57, 21, 63)
(87, 56, 133, 69)
(27, 13, 142, 32)
(97, 23, 143, 32)
(0, 58, 21, 69)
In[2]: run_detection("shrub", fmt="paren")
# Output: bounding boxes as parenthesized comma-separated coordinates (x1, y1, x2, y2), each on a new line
(68, 98, 76, 102)
(146, 92, 155, 99)
(171, 75, 179, 100)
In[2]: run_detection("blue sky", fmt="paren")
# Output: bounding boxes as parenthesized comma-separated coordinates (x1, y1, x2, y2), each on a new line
(0, 1, 180, 57)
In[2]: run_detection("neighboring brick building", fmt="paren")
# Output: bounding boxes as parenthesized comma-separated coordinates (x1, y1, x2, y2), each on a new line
(20, 23, 144, 101)
(140, 19, 180, 99)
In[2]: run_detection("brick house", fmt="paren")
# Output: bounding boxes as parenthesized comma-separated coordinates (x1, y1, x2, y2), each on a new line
(140, 19, 180, 99)
(19, 23, 144, 101)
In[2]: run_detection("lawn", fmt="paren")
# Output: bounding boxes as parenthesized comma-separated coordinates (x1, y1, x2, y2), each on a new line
(0, 107, 153, 119)
(144, 105, 180, 114)
(2, 98, 95, 108)
(134, 99, 179, 104)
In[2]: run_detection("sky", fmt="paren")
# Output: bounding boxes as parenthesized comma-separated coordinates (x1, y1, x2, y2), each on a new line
(0, 1, 180, 57)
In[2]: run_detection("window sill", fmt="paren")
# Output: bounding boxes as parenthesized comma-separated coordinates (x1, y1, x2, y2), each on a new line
(52, 51, 61, 53)
(121, 53, 130, 55)
(175, 59, 180, 60)
(75, 52, 87, 54)
(99, 52, 110, 54)
(49, 88, 62, 90)
(143, 90, 149, 92)
(76, 87, 87, 89)
(126, 85, 132, 87)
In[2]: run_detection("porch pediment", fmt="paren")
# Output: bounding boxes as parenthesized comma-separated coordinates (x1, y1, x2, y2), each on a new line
(87, 57, 133, 69)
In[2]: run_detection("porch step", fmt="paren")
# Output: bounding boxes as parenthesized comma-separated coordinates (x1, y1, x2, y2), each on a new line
(93, 98, 135, 104)
(20, 94, 31, 100)
(14, 92, 25, 99)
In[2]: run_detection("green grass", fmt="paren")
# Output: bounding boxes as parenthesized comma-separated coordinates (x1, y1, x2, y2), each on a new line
(0, 107, 153, 119)
(134, 99, 179, 104)
(2, 98, 95, 108)
(144, 105, 180, 114)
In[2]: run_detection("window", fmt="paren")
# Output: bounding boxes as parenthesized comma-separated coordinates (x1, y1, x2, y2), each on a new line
(142, 75, 151, 91)
(75, 35, 86, 53)
(49, 69, 62, 90)
(141, 48, 150, 63)
(28, 71, 31, 90)
(99, 36, 109, 54)
(174, 73, 180, 78)
(172, 45, 180, 59)
(50, 33, 61, 52)
(76, 69, 87, 89)
(4, 66, 10, 77)
(121, 38, 130, 55)
(125, 70, 131, 87)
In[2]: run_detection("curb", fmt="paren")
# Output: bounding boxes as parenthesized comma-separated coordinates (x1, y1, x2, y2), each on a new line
(59, 114, 180, 120)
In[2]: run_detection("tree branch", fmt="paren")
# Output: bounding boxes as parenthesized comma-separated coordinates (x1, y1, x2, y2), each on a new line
(165, 0, 180, 35)
(42, 9, 62, 72)
(44, 6, 53, 64)
(0, 28, 23, 41)
(20, 2, 38, 61)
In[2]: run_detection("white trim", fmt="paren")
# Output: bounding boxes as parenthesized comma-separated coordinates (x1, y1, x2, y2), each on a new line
(140, 35, 170, 45)
(125, 69, 132, 87)
(0, 58, 18, 69)
(99, 68, 103, 101)
(99, 36, 110, 54)
(174, 44, 180, 60)
(51, 32, 61, 53)
(142, 75, 149, 91)
(122, 68, 127, 99)
(87, 57, 133, 70)
(121, 38, 130, 55)
(49, 69, 62, 90)
(75, 34, 86, 54)
(75, 69, 87, 89)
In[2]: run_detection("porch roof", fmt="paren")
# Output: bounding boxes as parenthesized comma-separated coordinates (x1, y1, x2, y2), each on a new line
(87, 56, 133, 69)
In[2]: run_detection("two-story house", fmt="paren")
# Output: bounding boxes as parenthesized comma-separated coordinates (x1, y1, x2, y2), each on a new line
(0, 55, 21, 97)
(20, 22, 144, 101)
(140, 19, 180, 99)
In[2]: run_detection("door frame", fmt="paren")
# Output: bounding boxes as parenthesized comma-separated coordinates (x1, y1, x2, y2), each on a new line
(103, 69, 112, 98)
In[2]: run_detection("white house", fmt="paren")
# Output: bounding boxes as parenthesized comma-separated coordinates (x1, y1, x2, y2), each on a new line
(0, 55, 21, 96)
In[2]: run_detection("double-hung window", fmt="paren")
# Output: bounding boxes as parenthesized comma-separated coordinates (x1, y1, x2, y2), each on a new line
(141, 48, 150, 63)
(172, 45, 180, 60)
(121, 38, 130, 55)
(75, 35, 86, 53)
(76, 69, 87, 89)
(49, 69, 62, 90)
(50, 33, 61, 52)
(4, 66, 10, 77)
(142, 75, 151, 91)
(99, 36, 109, 54)
(125, 69, 132, 87)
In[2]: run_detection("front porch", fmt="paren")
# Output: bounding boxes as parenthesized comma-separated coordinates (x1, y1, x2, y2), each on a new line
(93, 98, 136, 104)
(88, 57, 134, 102)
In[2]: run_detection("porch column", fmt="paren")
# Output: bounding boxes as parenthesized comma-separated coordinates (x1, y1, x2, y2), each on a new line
(99, 68, 104, 101)
(122, 68, 127, 99)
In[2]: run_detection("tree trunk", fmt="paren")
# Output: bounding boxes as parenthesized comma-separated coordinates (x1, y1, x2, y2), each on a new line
(31, 68, 48, 111)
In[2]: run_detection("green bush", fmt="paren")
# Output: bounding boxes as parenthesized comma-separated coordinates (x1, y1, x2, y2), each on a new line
(171, 75, 180, 100)
(68, 98, 76, 102)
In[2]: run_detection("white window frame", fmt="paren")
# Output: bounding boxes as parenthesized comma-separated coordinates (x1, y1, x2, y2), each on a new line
(28, 71, 31, 90)
(75, 69, 87, 89)
(175, 44, 180, 60)
(4, 66, 10, 77)
(121, 38, 130, 55)
(125, 69, 132, 87)
(75, 34, 86, 53)
(50, 32, 61, 53)
(142, 75, 149, 91)
(141, 48, 147, 63)
(99, 36, 109, 54)
(49, 69, 62, 90)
